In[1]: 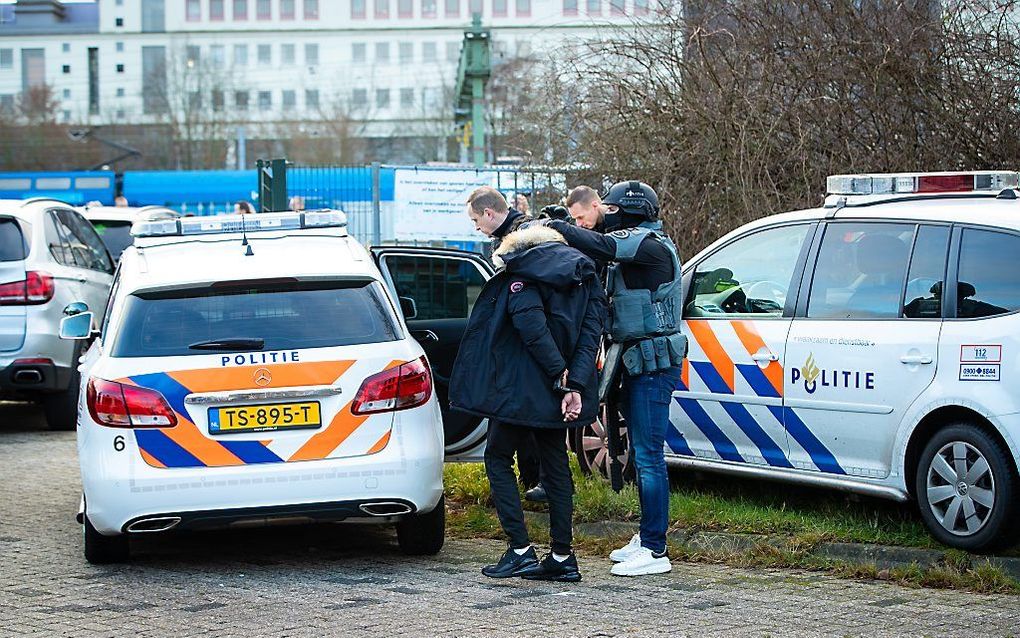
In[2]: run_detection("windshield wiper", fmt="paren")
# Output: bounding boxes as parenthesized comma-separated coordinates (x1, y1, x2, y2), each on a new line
(188, 338, 265, 351)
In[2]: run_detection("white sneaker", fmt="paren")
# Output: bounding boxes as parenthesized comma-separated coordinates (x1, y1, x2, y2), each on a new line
(609, 533, 643, 563)
(610, 547, 672, 577)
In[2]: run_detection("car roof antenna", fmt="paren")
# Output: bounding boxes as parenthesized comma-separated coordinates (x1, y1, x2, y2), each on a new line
(240, 212, 254, 256)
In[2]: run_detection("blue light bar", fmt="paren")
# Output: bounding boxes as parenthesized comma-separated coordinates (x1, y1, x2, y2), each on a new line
(131, 210, 347, 238)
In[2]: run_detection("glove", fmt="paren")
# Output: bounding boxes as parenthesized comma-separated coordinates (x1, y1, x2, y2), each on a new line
(540, 204, 571, 221)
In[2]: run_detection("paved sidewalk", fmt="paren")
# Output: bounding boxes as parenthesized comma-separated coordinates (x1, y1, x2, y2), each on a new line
(1, 404, 1017, 637)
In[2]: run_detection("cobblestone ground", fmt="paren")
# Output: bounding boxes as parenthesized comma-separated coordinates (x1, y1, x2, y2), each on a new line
(2, 402, 1018, 638)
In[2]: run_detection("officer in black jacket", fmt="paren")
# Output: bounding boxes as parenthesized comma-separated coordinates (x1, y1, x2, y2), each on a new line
(450, 219, 607, 583)
(544, 181, 686, 577)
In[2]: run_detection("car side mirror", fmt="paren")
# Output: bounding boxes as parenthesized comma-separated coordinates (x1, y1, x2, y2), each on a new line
(60, 312, 95, 340)
(63, 301, 89, 317)
(398, 296, 418, 320)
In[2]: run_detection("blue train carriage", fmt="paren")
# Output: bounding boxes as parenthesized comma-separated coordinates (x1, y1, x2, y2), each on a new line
(0, 171, 116, 205)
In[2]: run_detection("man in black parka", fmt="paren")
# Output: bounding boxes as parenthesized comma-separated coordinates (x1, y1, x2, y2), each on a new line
(450, 219, 607, 583)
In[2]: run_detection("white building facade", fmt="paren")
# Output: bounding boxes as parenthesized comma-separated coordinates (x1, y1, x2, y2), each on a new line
(0, 0, 647, 163)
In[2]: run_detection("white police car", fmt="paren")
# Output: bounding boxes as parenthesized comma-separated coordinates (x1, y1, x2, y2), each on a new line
(61, 210, 494, 563)
(669, 171, 1020, 550)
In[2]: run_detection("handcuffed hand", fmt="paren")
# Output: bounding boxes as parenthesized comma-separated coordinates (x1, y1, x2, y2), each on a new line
(561, 391, 582, 421)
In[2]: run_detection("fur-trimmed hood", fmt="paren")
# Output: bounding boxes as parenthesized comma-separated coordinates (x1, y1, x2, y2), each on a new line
(492, 224, 596, 290)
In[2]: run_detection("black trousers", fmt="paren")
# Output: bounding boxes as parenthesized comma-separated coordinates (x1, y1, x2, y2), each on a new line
(484, 420, 574, 555)
(515, 432, 541, 489)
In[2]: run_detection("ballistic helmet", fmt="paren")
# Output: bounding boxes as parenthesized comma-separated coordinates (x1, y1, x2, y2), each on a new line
(602, 181, 660, 221)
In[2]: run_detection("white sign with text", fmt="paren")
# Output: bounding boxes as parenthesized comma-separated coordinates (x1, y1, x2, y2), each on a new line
(393, 169, 499, 242)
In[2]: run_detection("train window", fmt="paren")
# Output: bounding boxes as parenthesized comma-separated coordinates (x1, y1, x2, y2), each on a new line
(0, 179, 31, 190)
(75, 177, 111, 189)
(35, 177, 72, 190)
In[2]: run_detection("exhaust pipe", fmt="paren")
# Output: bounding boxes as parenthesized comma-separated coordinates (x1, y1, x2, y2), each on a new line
(126, 516, 181, 533)
(359, 502, 413, 517)
(13, 369, 43, 384)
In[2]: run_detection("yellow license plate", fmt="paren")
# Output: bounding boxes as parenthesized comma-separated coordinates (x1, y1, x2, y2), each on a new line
(209, 402, 321, 434)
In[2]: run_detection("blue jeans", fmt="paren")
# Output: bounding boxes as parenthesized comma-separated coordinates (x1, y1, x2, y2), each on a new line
(620, 367, 682, 554)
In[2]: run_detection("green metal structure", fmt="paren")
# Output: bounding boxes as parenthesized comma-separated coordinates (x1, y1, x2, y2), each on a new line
(454, 15, 492, 167)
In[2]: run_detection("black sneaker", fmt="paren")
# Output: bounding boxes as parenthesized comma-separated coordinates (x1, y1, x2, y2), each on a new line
(524, 483, 548, 503)
(522, 552, 582, 583)
(482, 545, 540, 579)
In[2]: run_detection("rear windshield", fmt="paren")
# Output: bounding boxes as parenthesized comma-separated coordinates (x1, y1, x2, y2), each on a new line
(109, 279, 400, 358)
(89, 220, 134, 262)
(0, 217, 27, 262)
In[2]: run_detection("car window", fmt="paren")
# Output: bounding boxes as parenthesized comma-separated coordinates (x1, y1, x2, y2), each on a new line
(903, 225, 950, 319)
(46, 211, 79, 267)
(0, 217, 27, 262)
(110, 279, 400, 358)
(807, 222, 913, 319)
(88, 220, 134, 263)
(956, 228, 1020, 319)
(62, 210, 114, 273)
(381, 255, 487, 320)
(685, 223, 809, 318)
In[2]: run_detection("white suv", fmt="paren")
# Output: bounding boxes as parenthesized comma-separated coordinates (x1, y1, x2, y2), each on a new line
(664, 171, 1020, 550)
(1, 198, 114, 430)
(62, 211, 493, 563)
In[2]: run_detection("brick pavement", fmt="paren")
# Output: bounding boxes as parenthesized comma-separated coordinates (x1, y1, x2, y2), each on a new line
(1, 402, 1018, 637)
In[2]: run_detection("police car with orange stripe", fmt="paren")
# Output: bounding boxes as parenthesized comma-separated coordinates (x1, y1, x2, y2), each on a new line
(60, 210, 494, 563)
(664, 171, 1020, 550)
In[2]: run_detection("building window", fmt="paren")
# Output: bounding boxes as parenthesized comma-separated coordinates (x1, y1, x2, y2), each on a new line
(305, 43, 319, 66)
(186, 0, 201, 21)
(142, 45, 167, 114)
(116, 87, 125, 97)
(0, 50, 12, 70)
(116, 109, 125, 119)
(375, 0, 389, 18)
(0, 95, 14, 113)
(633, 0, 647, 14)
(234, 44, 248, 66)
(62, 88, 71, 99)
(422, 0, 437, 17)
(210, 44, 225, 67)
(445, 0, 459, 16)
(305, 89, 319, 109)
(281, 44, 295, 65)
(398, 0, 413, 17)
(257, 0, 271, 19)
(304, 0, 319, 19)
(116, 42, 124, 52)
(186, 45, 201, 67)
(376, 88, 390, 109)
(422, 41, 437, 62)
(352, 43, 366, 62)
(142, 0, 166, 32)
(233, 0, 248, 19)
(352, 0, 366, 18)
(586, 0, 599, 14)
(352, 88, 367, 108)
(116, 63, 125, 73)
(189, 91, 202, 110)
(62, 43, 71, 53)
(470, 0, 482, 15)
(515, 0, 529, 16)
(210, 0, 225, 19)
(563, 0, 576, 14)
(88, 47, 99, 114)
(376, 42, 390, 63)
(398, 42, 413, 63)
(258, 91, 272, 110)
(492, 0, 506, 16)
(257, 44, 271, 65)
(446, 41, 459, 62)
(115, 17, 124, 26)
(400, 87, 414, 108)
(609, 0, 623, 14)
(212, 89, 224, 111)
(62, 64, 71, 74)
(235, 90, 249, 110)
(282, 89, 296, 108)
(281, 0, 295, 19)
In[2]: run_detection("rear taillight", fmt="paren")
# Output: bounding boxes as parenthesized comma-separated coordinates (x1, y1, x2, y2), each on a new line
(351, 356, 433, 415)
(0, 271, 54, 305)
(86, 377, 177, 428)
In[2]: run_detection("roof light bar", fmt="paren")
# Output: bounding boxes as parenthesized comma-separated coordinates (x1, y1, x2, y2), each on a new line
(131, 210, 348, 238)
(826, 171, 1019, 197)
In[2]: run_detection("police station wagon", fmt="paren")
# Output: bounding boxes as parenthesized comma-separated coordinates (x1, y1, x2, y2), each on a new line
(61, 210, 495, 563)
(669, 171, 1020, 550)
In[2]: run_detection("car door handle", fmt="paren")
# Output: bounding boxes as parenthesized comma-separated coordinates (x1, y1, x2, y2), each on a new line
(411, 330, 439, 343)
(900, 354, 933, 365)
(751, 351, 778, 363)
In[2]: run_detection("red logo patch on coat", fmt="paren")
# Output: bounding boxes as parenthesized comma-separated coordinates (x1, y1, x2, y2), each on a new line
(510, 281, 525, 293)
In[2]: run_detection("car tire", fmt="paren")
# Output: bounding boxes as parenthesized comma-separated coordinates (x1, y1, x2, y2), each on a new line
(43, 342, 83, 431)
(83, 515, 129, 564)
(396, 496, 445, 556)
(914, 422, 1019, 552)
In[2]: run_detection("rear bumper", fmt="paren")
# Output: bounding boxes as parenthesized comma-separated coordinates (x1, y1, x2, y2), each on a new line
(0, 359, 71, 394)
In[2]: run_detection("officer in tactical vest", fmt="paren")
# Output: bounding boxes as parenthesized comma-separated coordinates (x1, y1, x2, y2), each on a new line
(545, 181, 686, 577)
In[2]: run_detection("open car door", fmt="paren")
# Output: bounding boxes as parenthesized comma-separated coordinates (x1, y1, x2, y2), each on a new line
(370, 246, 494, 461)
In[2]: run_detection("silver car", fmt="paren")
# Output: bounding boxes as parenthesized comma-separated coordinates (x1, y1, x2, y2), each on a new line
(1, 199, 114, 430)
